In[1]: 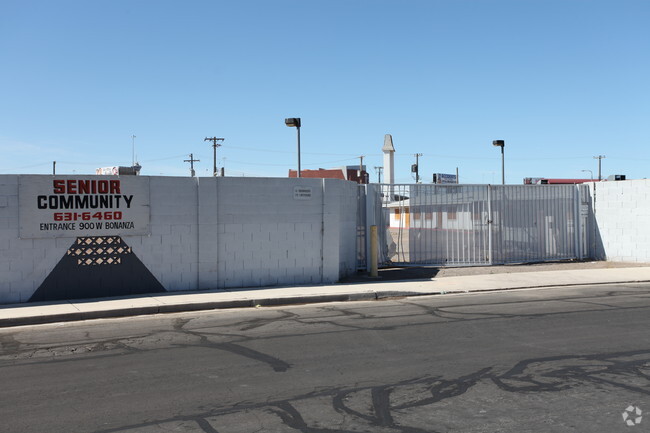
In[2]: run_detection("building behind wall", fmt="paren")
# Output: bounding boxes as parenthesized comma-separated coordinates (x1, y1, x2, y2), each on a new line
(524, 175, 626, 185)
(289, 166, 369, 184)
(96, 164, 142, 176)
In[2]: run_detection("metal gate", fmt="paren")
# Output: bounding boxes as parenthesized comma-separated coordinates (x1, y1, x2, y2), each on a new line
(379, 184, 587, 266)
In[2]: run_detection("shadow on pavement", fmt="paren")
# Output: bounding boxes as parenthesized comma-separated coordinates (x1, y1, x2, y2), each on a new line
(340, 267, 441, 283)
(339, 260, 650, 284)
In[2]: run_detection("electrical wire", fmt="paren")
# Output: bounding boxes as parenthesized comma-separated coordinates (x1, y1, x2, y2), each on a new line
(221, 144, 361, 157)
(0, 161, 52, 170)
(222, 159, 293, 167)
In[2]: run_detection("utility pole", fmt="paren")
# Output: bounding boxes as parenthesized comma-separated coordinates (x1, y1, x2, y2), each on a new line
(593, 155, 606, 181)
(412, 153, 423, 183)
(374, 166, 383, 184)
(205, 137, 225, 176)
(184, 153, 200, 177)
(53, 161, 56, 175)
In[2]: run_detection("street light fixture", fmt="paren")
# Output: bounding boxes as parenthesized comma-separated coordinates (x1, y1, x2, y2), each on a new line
(581, 169, 593, 180)
(285, 118, 301, 178)
(492, 140, 505, 185)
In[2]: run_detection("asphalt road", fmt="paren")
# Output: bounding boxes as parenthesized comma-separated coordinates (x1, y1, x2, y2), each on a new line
(2, 283, 650, 433)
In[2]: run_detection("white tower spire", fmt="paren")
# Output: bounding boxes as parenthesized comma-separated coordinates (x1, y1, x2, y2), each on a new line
(382, 134, 395, 185)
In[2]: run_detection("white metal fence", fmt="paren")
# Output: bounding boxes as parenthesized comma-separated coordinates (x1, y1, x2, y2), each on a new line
(378, 184, 588, 266)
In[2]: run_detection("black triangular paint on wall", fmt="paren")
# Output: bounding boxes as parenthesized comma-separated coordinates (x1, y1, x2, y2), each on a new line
(29, 236, 166, 302)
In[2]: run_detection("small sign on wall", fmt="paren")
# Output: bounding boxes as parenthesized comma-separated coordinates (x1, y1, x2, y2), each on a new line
(293, 186, 313, 200)
(19, 175, 151, 238)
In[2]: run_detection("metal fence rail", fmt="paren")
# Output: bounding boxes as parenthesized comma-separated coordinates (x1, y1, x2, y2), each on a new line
(490, 185, 578, 264)
(356, 185, 367, 270)
(379, 184, 584, 266)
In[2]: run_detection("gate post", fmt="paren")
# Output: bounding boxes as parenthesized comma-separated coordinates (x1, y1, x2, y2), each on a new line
(574, 184, 581, 259)
(370, 225, 379, 277)
(365, 184, 377, 272)
(487, 184, 493, 265)
(577, 184, 591, 260)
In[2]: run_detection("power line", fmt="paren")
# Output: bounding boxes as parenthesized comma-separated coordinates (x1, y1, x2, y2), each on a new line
(223, 159, 293, 167)
(221, 144, 361, 157)
(0, 161, 52, 170)
(141, 154, 188, 163)
(224, 156, 359, 168)
(304, 157, 358, 166)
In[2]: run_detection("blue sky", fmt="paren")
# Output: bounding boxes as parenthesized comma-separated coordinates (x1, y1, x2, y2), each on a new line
(1, 0, 648, 183)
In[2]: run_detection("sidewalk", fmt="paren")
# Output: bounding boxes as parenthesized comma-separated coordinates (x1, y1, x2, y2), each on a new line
(2, 262, 650, 328)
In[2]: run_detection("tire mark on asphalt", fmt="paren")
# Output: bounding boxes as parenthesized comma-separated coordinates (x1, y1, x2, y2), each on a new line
(270, 401, 358, 433)
(210, 342, 291, 372)
(92, 348, 650, 432)
(195, 417, 220, 433)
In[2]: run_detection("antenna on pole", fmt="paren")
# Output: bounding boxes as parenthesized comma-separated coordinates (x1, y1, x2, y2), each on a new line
(131, 135, 136, 166)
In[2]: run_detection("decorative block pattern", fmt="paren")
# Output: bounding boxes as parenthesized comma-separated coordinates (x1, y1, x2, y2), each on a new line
(67, 236, 132, 266)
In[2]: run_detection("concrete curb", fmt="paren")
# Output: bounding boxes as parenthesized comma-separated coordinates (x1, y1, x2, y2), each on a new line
(2, 274, 650, 328)
(0, 293, 379, 328)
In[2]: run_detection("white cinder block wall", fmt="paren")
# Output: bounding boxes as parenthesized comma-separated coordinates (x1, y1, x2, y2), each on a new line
(0, 176, 64, 304)
(336, 181, 360, 278)
(212, 177, 330, 289)
(130, 177, 200, 292)
(591, 179, 650, 262)
(0, 175, 359, 304)
(4, 174, 650, 304)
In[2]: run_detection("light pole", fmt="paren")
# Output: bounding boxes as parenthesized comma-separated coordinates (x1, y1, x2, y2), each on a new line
(581, 169, 593, 180)
(492, 140, 505, 185)
(285, 118, 301, 177)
